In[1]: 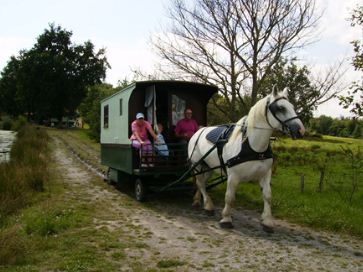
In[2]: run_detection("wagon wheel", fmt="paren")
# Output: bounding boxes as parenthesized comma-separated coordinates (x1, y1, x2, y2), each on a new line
(135, 178, 147, 202)
(106, 167, 115, 185)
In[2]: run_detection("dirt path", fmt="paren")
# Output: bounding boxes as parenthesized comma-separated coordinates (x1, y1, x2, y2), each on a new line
(51, 134, 363, 271)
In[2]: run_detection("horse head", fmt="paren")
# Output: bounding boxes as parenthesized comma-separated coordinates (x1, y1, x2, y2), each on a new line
(266, 87, 305, 139)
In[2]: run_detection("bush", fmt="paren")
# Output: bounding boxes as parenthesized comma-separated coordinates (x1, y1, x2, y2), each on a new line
(2, 118, 12, 130)
(11, 116, 27, 131)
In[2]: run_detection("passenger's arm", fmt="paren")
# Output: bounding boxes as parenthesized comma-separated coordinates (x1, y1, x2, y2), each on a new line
(134, 131, 144, 145)
(148, 128, 160, 144)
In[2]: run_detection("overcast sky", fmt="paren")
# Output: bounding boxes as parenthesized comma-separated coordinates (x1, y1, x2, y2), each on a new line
(0, 0, 361, 118)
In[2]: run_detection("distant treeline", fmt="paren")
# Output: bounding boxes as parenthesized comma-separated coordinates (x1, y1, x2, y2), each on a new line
(309, 115, 362, 138)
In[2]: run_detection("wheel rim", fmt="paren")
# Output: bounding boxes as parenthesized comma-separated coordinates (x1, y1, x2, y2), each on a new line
(135, 179, 144, 201)
(136, 184, 142, 198)
(106, 168, 112, 184)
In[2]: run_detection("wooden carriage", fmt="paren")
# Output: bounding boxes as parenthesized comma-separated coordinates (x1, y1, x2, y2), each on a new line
(100, 80, 218, 200)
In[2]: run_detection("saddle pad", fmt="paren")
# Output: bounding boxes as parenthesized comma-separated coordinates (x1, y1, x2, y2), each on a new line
(205, 125, 235, 144)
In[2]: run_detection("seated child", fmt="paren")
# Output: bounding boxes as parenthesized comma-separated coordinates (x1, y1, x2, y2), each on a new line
(154, 123, 169, 156)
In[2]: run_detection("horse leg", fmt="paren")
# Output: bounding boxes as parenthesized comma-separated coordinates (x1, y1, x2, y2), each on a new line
(194, 170, 214, 215)
(259, 169, 274, 233)
(192, 176, 202, 208)
(219, 174, 239, 228)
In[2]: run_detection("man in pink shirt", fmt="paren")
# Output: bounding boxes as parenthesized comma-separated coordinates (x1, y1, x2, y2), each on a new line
(175, 108, 199, 141)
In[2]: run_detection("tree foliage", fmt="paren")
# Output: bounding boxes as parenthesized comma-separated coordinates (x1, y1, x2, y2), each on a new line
(79, 80, 129, 141)
(309, 116, 363, 138)
(260, 58, 319, 123)
(152, 0, 319, 121)
(79, 84, 115, 140)
(0, 24, 109, 122)
(340, 5, 363, 117)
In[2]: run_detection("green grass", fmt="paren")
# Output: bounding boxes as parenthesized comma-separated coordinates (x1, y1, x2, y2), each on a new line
(157, 258, 186, 268)
(0, 125, 50, 224)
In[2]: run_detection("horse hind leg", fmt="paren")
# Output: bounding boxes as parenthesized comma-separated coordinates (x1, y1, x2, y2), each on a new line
(192, 176, 202, 209)
(259, 169, 274, 233)
(194, 169, 215, 216)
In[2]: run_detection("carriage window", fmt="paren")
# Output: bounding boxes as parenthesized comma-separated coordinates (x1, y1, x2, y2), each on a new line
(104, 105, 109, 128)
(119, 99, 123, 116)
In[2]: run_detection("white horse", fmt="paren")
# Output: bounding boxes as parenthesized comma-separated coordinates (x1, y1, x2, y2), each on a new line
(188, 87, 305, 232)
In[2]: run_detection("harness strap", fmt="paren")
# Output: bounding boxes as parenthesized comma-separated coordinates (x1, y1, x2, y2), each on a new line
(189, 127, 207, 165)
(216, 139, 227, 174)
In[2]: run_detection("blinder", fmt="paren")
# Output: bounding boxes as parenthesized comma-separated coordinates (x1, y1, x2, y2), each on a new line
(265, 97, 302, 138)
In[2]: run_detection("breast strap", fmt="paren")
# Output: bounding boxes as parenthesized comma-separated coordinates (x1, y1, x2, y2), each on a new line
(226, 138, 273, 168)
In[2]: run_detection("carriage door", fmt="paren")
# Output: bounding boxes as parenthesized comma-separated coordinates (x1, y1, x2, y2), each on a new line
(145, 85, 157, 130)
(171, 94, 186, 126)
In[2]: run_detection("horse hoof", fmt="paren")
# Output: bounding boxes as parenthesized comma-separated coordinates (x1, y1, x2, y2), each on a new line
(261, 224, 274, 233)
(219, 222, 233, 229)
(204, 210, 215, 216)
(192, 203, 201, 210)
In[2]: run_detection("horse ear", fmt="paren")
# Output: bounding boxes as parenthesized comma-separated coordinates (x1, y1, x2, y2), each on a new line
(272, 85, 278, 97)
(282, 87, 289, 98)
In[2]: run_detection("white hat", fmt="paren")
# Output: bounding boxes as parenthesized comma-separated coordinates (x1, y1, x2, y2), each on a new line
(136, 112, 145, 119)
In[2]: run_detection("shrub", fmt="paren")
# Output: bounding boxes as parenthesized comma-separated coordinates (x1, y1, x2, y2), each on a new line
(11, 116, 27, 131)
(2, 119, 12, 130)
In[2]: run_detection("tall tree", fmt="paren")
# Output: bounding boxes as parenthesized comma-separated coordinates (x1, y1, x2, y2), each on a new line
(260, 58, 343, 123)
(340, 5, 363, 117)
(0, 55, 24, 116)
(152, 0, 319, 121)
(79, 81, 129, 141)
(0, 24, 109, 122)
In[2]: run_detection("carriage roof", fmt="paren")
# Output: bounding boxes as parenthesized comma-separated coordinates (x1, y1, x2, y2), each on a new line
(100, 80, 218, 145)
(101, 80, 217, 103)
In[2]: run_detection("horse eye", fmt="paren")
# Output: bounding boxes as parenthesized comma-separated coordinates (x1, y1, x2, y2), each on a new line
(278, 106, 286, 112)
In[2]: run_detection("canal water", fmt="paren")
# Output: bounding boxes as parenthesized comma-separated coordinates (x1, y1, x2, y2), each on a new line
(0, 130, 17, 163)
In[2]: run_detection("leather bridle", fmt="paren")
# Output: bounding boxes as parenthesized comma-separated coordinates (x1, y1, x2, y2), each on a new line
(265, 97, 300, 134)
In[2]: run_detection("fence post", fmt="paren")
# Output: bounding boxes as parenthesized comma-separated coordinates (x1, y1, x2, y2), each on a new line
(300, 174, 305, 193)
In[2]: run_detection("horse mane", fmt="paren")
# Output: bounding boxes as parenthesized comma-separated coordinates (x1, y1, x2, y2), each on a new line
(229, 117, 245, 142)
(247, 95, 269, 130)
(229, 95, 270, 142)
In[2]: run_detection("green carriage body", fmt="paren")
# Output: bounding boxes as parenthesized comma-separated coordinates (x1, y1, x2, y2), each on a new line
(100, 80, 218, 197)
